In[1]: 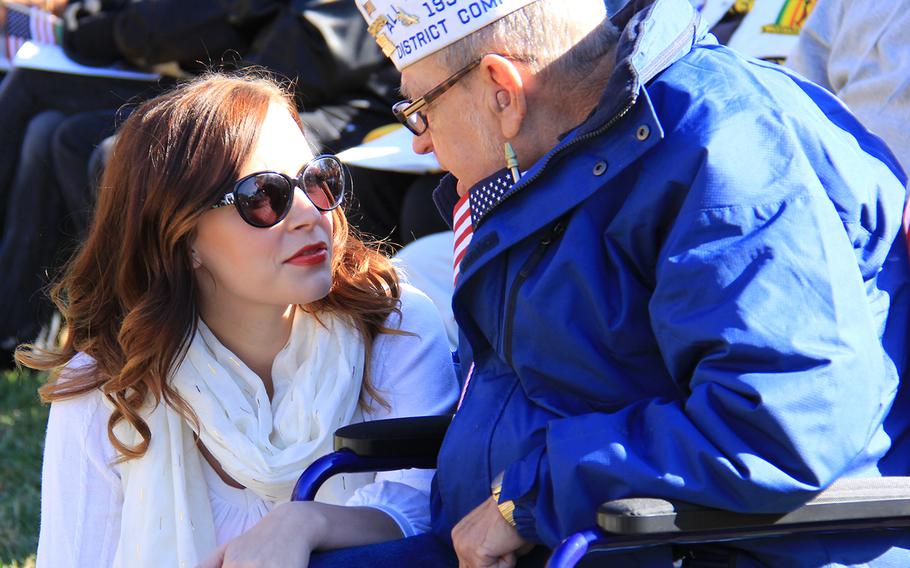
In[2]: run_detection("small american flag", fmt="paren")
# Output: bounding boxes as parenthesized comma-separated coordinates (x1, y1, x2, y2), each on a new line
(452, 192, 473, 286)
(3, 4, 60, 62)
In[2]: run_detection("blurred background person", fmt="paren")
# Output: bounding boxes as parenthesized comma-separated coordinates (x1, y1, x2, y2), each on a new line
(787, 0, 910, 177)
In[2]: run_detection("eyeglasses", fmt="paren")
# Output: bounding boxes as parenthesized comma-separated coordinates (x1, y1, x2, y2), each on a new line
(392, 58, 482, 136)
(212, 154, 346, 228)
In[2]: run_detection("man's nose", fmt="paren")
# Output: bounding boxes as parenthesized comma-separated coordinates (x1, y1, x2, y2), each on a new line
(412, 130, 434, 155)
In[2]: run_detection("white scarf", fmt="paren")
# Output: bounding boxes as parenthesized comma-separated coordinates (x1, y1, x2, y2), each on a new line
(111, 308, 366, 567)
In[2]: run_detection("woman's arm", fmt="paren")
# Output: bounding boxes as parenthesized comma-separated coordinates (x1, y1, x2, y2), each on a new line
(37, 388, 122, 568)
(200, 501, 402, 568)
(344, 283, 459, 535)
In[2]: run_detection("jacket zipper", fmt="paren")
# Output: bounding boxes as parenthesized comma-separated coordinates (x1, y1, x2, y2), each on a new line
(502, 219, 568, 365)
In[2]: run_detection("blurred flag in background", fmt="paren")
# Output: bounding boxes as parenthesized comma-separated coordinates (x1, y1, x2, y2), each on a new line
(1, 3, 60, 69)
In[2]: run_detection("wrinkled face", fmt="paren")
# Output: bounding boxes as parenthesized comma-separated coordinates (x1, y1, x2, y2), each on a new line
(401, 57, 502, 194)
(193, 102, 334, 310)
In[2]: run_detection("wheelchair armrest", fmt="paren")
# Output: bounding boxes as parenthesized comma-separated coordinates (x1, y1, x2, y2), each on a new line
(597, 476, 910, 535)
(333, 414, 453, 460)
(292, 415, 453, 502)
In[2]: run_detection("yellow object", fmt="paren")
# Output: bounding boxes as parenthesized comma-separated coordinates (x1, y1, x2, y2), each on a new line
(504, 142, 521, 184)
(491, 483, 517, 527)
(733, 0, 755, 14)
(362, 123, 404, 144)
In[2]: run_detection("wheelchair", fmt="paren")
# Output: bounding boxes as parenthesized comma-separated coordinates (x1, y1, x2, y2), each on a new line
(291, 415, 910, 567)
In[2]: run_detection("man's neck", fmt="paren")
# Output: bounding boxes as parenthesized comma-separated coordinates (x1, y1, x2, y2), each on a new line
(520, 53, 616, 168)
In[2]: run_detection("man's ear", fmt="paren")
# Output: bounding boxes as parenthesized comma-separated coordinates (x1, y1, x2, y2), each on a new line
(480, 54, 527, 140)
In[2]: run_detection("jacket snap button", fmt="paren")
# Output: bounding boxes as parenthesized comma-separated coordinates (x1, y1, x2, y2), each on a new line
(593, 161, 608, 176)
(636, 125, 651, 141)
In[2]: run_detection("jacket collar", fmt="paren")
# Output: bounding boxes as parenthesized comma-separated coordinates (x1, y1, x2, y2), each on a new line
(444, 0, 702, 288)
(578, 0, 702, 140)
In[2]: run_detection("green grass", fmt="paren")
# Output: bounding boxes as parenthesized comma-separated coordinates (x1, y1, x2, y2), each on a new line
(0, 368, 46, 568)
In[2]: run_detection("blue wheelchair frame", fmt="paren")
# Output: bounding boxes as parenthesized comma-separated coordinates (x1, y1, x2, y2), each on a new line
(293, 416, 910, 568)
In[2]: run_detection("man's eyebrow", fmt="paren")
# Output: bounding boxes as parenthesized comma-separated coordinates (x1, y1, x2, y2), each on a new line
(398, 83, 414, 99)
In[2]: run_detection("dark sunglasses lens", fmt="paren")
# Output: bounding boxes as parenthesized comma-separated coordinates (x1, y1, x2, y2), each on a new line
(234, 173, 291, 227)
(302, 157, 345, 210)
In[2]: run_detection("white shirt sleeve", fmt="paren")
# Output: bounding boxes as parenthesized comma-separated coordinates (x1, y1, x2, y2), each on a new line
(786, 0, 843, 90)
(36, 384, 123, 568)
(345, 283, 459, 536)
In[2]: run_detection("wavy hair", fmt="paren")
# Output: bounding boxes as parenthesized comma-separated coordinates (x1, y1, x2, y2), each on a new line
(17, 72, 400, 461)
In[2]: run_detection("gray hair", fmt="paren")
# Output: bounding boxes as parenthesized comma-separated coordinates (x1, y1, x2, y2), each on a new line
(430, 0, 617, 85)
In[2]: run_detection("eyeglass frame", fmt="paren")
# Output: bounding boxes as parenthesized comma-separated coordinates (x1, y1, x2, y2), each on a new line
(211, 154, 346, 228)
(392, 57, 483, 136)
(392, 54, 536, 136)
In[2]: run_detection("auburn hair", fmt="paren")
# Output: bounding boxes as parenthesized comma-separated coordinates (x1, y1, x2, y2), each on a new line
(17, 72, 400, 461)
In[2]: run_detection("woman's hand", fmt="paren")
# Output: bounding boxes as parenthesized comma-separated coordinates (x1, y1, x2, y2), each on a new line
(197, 501, 326, 568)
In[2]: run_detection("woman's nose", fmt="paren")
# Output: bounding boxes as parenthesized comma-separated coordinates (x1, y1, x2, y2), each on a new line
(285, 187, 322, 229)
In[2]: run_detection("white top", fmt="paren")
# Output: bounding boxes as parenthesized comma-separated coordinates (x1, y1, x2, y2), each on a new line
(36, 284, 458, 567)
(395, 233, 458, 350)
(787, 0, 910, 178)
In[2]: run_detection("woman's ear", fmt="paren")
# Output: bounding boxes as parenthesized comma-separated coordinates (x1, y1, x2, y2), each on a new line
(191, 248, 202, 269)
(481, 55, 527, 140)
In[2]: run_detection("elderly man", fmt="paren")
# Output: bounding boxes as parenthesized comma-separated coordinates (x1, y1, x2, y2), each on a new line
(207, 0, 910, 566)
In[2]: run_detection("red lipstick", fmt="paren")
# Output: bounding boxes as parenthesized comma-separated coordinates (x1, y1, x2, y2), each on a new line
(285, 242, 328, 266)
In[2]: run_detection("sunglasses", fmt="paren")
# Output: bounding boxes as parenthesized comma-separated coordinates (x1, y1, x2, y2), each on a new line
(212, 155, 346, 228)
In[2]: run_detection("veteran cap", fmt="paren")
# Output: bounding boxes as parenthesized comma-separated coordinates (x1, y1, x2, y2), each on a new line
(356, 0, 541, 70)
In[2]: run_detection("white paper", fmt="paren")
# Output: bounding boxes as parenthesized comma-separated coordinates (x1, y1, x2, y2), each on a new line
(12, 41, 160, 81)
(727, 0, 809, 60)
(337, 125, 442, 174)
(693, 0, 737, 30)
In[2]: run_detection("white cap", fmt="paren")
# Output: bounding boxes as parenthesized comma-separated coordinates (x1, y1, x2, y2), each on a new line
(356, 0, 540, 70)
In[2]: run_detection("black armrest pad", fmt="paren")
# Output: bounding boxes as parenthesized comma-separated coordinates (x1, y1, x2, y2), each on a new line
(333, 415, 453, 459)
(598, 477, 910, 535)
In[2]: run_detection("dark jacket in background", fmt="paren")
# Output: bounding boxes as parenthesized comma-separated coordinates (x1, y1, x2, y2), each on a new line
(62, 0, 400, 151)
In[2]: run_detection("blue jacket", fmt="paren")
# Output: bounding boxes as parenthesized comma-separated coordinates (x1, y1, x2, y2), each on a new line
(430, 0, 910, 565)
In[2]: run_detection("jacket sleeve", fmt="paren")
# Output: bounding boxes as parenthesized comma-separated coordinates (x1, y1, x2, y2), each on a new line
(243, 0, 392, 107)
(346, 284, 459, 537)
(499, 133, 900, 546)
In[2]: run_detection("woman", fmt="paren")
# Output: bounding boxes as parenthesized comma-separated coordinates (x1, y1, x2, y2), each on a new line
(18, 72, 457, 567)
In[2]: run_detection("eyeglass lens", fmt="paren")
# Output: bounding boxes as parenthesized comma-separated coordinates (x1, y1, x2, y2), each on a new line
(302, 157, 343, 210)
(406, 112, 428, 135)
(233, 156, 344, 227)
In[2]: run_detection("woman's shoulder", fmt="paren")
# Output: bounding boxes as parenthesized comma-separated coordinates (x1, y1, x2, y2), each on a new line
(65, 351, 97, 374)
(44, 353, 120, 478)
(47, 353, 111, 441)
(367, 283, 458, 417)
(52, 352, 103, 402)
(382, 282, 446, 335)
